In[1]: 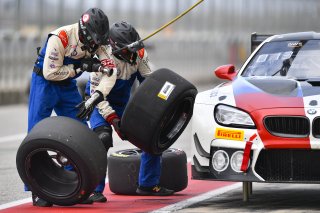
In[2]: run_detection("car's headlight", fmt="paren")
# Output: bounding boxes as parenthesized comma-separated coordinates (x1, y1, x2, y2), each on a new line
(214, 104, 255, 128)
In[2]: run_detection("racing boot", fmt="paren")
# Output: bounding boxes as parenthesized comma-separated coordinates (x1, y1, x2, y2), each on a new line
(32, 194, 93, 206)
(32, 194, 53, 207)
(136, 185, 175, 196)
(88, 192, 107, 203)
(79, 197, 94, 204)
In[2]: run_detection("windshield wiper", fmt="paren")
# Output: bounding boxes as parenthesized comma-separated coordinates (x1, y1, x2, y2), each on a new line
(271, 58, 291, 76)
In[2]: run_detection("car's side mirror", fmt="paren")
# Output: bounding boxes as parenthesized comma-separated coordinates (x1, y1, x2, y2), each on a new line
(214, 64, 237, 81)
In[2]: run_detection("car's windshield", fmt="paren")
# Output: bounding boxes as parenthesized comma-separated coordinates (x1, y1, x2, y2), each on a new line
(241, 40, 320, 79)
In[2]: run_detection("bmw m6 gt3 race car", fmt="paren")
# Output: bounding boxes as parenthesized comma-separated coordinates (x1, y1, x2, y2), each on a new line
(191, 31, 320, 183)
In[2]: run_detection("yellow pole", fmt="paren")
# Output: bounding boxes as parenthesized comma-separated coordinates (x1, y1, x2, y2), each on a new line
(112, 0, 204, 54)
(142, 0, 204, 41)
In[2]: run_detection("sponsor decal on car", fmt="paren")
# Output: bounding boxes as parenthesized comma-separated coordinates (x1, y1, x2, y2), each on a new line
(288, 41, 303, 48)
(215, 127, 244, 141)
(158, 81, 175, 100)
(307, 109, 317, 115)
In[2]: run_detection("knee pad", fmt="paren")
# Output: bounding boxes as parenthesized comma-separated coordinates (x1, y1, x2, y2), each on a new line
(94, 126, 113, 151)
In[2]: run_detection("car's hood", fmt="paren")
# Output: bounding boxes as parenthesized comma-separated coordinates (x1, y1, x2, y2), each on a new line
(220, 77, 320, 112)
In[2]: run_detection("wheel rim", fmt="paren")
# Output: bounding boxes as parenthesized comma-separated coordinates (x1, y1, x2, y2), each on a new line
(158, 97, 194, 149)
(117, 149, 141, 156)
(25, 148, 81, 198)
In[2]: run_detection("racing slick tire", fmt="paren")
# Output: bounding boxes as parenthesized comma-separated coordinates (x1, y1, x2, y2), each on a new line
(108, 148, 188, 195)
(16, 116, 108, 206)
(121, 68, 198, 155)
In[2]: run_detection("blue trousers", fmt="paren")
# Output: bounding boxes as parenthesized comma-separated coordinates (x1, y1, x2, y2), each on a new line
(28, 73, 85, 132)
(90, 108, 162, 192)
(25, 73, 84, 191)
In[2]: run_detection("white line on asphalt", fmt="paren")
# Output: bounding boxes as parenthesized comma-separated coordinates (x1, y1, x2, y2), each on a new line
(0, 178, 110, 210)
(0, 133, 26, 144)
(0, 198, 31, 210)
(151, 182, 242, 213)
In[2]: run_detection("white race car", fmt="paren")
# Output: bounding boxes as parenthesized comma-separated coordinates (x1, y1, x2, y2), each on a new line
(191, 32, 320, 184)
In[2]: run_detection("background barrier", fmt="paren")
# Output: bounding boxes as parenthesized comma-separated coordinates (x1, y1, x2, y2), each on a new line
(0, 0, 319, 105)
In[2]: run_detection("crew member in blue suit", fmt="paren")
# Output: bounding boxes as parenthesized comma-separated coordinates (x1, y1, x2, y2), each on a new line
(77, 21, 175, 203)
(27, 8, 112, 207)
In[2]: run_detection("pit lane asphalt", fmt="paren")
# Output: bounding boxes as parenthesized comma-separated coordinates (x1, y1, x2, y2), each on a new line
(175, 182, 320, 213)
(0, 103, 194, 206)
(0, 84, 213, 206)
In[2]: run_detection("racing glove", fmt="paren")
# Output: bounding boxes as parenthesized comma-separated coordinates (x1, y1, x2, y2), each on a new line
(80, 58, 101, 72)
(106, 113, 127, 140)
(76, 91, 104, 120)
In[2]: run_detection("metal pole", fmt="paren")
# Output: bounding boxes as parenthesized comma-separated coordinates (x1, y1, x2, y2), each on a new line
(112, 0, 204, 55)
(243, 182, 249, 202)
(142, 0, 204, 42)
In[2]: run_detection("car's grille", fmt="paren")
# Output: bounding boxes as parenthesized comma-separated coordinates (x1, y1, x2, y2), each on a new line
(312, 117, 320, 138)
(264, 116, 309, 137)
(255, 149, 320, 182)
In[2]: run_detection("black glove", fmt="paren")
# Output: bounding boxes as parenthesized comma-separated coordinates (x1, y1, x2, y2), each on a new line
(80, 57, 101, 72)
(76, 91, 104, 120)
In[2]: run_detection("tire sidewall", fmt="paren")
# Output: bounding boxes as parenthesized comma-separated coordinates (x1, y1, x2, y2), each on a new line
(16, 117, 107, 206)
(108, 148, 188, 195)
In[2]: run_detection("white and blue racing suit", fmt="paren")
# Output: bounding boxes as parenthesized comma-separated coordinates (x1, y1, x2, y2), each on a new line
(26, 23, 113, 191)
(29, 23, 113, 132)
(86, 48, 162, 193)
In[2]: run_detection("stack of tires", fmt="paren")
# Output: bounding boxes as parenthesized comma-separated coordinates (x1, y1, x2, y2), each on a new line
(16, 68, 197, 205)
(108, 148, 188, 195)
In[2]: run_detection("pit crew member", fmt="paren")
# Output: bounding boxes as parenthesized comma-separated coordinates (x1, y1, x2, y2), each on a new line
(77, 21, 175, 202)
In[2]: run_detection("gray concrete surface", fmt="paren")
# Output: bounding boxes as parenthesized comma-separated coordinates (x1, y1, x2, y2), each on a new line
(177, 182, 320, 213)
(0, 105, 29, 204)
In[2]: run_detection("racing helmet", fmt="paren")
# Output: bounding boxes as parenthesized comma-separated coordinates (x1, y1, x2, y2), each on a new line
(109, 21, 144, 65)
(79, 8, 109, 53)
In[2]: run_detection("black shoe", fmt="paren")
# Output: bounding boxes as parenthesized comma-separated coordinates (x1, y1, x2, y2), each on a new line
(79, 198, 94, 204)
(32, 194, 53, 207)
(136, 185, 175, 196)
(88, 192, 107, 203)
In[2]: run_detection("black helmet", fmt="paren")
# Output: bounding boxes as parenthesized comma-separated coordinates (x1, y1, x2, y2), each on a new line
(109, 21, 144, 65)
(79, 8, 109, 53)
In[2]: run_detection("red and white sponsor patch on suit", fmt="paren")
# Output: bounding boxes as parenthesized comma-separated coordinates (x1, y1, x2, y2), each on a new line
(101, 59, 116, 69)
(138, 48, 145, 59)
(58, 30, 69, 48)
